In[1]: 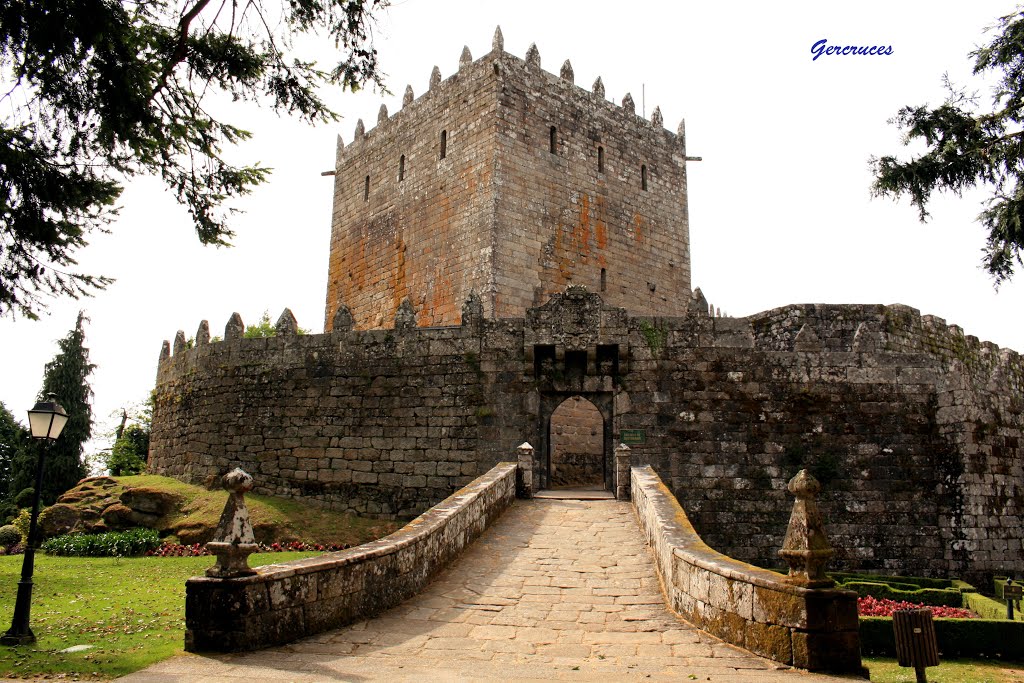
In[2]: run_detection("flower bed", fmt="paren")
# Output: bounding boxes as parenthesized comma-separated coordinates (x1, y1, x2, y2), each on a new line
(858, 595, 976, 619)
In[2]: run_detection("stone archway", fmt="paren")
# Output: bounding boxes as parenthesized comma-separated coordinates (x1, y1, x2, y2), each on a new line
(548, 396, 605, 489)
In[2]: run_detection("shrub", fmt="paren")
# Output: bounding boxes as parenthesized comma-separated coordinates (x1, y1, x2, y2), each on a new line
(861, 616, 1024, 660)
(841, 580, 964, 607)
(41, 528, 161, 557)
(0, 524, 20, 547)
(11, 509, 31, 545)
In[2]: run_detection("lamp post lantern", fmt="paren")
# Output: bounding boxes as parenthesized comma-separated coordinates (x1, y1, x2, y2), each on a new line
(1, 394, 69, 646)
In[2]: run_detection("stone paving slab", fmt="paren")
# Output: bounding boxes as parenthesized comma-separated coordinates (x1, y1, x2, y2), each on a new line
(121, 500, 863, 682)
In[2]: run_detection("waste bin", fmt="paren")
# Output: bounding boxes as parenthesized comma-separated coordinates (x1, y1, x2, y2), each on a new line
(893, 608, 939, 683)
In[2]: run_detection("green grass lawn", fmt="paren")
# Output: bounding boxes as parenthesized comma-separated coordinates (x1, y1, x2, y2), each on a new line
(865, 657, 1024, 682)
(0, 552, 318, 679)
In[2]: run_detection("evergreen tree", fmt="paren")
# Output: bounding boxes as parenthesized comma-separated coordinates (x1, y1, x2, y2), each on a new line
(0, 402, 28, 519)
(9, 312, 95, 504)
(1, 0, 388, 319)
(872, 9, 1024, 284)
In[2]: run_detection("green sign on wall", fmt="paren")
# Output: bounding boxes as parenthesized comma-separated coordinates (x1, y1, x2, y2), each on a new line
(620, 429, 646, 445)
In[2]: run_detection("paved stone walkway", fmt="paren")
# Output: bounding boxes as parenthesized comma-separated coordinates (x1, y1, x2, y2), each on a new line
(122, 500, 859, 681)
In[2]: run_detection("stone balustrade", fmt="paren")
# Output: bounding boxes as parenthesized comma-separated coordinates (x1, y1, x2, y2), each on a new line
(630, 465, 863, 674)
(185, 462, 517, 652)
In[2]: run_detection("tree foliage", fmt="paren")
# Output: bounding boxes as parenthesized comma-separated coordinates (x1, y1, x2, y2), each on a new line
(0, 402, 28, 519)
(0, 0, 388, 318)
(871, 9, 1024, 284)
(9, 311, 95, 504)
(104, 401, 152, 476)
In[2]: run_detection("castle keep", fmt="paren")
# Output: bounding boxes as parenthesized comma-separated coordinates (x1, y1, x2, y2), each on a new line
(150, 32, 1024, 584)
(324, 28, 690, 330)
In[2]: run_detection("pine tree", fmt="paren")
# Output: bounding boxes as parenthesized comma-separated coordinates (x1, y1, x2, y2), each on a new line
(1, 0, 388, 319)
(872, 9, 1024, 284)
(0, 402, 28, 519)
(9, 312, 95, 504)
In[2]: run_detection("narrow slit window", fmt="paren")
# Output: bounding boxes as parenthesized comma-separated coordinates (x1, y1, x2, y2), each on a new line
(440, 130, 447, 159)
(600, 268, 607, 292)
(364, 175, 370, 201)
(549, 126, 557, 154)
(598, 146, 604, 173)
(399, 155, 405, 182)
(641, 164, 648, 191)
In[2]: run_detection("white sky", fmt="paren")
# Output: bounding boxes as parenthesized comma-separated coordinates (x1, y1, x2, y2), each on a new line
(2, 0, 1023, 454)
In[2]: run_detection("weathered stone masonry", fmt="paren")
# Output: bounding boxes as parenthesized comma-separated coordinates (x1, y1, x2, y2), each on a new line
(325, 30, 690, 330)
(151, 289, 1024, 584)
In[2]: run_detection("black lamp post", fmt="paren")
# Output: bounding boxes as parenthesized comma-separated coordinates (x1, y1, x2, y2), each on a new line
(1, 394, 68, 646)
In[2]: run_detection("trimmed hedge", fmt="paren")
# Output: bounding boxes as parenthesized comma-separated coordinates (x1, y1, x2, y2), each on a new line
(41, 528, 161, 557)
(842, 581, 964, 607)
(963, 591, 1024, 622)
(861, 616, 1024, 660)
(830, 572, 953, 590)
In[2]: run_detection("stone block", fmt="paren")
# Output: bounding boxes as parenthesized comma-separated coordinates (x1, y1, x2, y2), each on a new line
(744, 621, 792, 664)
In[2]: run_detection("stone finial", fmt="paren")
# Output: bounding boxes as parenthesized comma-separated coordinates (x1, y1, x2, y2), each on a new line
(677, 119, 686, 137)
(461, 290, 483, 328)
(779, 470, 835, 588)
(651, 106, 663, 128)
(196, 320, 210, 346)
(525, 43, 541, 69)
(689, 287, 710, 317)
(354, 118, 365, 140)
(377, 104, 388, 125)
(205, 468, 259, 578)
(592, 76, 605, 98)
(517, 442, 534, 499)
(459, 45, 472, 69)
(332, 304, 354, 332)
(224, 312, 244, 341)
(560, 59, 574, 83)
(403, 85, 414, 107)
(335, 134, 345, 166)
(275, 308, 298, 337)
(622, 92, 635, 115)
(492, 25, 504, 52)
(395, 298, 416, 331)
(173, 330, 187, 355)
(159, 340, 170, 363)
(430, 65, 441, 89)
(794, 323, 822, 352)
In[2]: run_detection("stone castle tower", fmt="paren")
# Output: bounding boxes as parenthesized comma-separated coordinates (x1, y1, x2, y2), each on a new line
(325, 28, 691, 330)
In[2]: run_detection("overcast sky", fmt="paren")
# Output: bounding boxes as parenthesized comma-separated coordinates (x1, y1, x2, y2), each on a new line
(2, 1, 1022, 457)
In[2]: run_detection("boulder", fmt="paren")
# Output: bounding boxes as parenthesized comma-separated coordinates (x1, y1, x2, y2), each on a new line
(103, 503, 162, 529)
(120, 487, 181, 515)
(38, 504, 81, 538)
(101, 503, 135, 530)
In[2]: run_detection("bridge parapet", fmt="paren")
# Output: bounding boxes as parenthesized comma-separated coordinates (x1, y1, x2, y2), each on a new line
(185, 462, 517, 652)
(631, 465, 864, 674)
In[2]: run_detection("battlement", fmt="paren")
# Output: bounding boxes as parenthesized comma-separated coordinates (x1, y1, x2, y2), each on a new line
(324, 27, 692, 332)
(157, 296, 1024, 394)
(337, 27, 685, 164)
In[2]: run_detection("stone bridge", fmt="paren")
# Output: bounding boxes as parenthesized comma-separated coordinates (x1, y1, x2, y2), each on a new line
(124, 461, 865, 681)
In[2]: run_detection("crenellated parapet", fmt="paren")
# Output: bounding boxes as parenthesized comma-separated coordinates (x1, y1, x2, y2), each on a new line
(152, 289, 1023, 582)
(333, 26, 685, 171)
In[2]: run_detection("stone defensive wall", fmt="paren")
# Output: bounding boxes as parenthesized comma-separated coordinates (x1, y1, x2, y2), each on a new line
(185, 461, 516, 651)
(150, 288, 1024, 583)
(631, 466, 862, 673)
